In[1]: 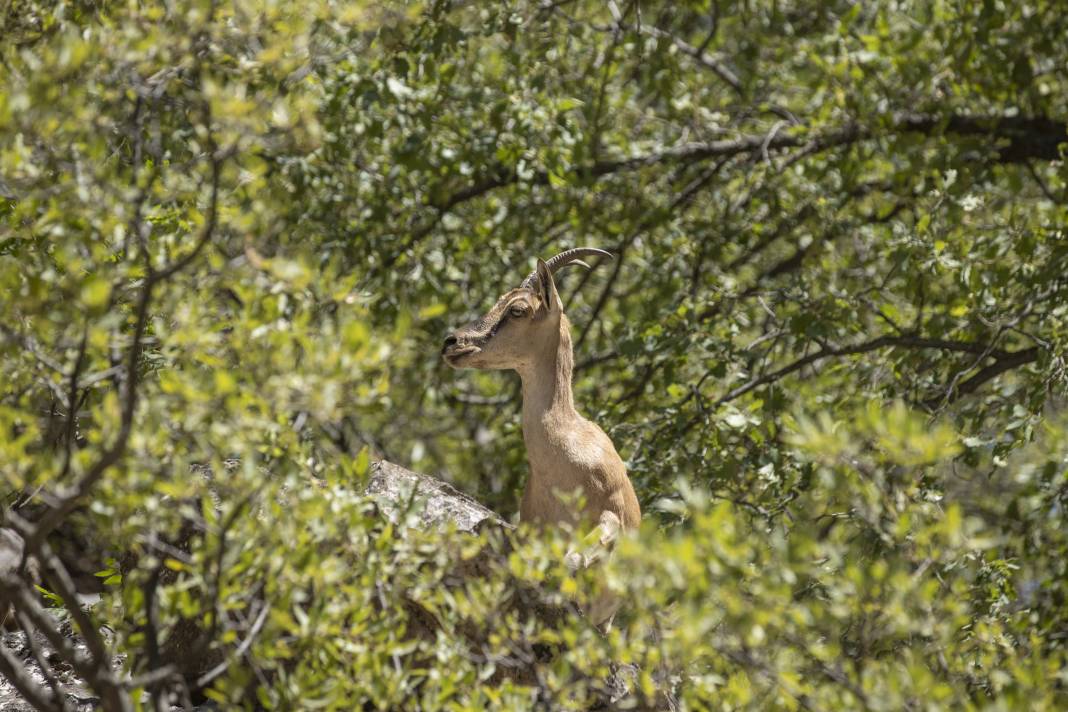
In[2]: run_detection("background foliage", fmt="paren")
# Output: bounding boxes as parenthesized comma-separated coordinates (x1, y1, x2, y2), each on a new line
(2, 0, 1067, 709)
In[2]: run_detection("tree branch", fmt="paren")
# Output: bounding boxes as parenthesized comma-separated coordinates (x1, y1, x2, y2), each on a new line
(923, 346, 1039, 409)
(58, 325, 89, 481)
(0, 640, 63, 712)
(194, 598, 270, 689)
(697, 200, 907, 323)
(21, 275, 153, 558)
(0, 323, 67, 376)
(152, 145, 222, 282)
(712, 336, 1039, 407)
(0, 571, 101, 686)
(630, 17, 741, 91)
(546, 0, 744, 93)
(15, 611, 74, 712)
(2, 516, 131, 711)
(21, 141, 223, 558)
(35, 539, 111, 676)
(428, 113, 1066, 213)
(575, 157, 732, 353)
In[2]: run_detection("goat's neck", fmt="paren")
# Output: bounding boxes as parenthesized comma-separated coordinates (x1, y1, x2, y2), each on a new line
(518, 315, 578, 430)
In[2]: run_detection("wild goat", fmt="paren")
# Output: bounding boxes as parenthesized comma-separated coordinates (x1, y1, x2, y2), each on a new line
(442, 248, 641, 535)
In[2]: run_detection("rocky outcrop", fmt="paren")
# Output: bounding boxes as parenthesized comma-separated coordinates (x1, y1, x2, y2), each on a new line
(365, 460, 511, 533)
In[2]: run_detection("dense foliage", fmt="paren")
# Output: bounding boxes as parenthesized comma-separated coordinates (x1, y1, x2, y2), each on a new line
(2, 0, 1066, 709)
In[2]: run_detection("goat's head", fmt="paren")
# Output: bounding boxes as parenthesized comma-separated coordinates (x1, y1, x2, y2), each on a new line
(442, 248, 611, 371)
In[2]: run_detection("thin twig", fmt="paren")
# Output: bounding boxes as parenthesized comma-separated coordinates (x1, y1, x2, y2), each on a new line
(575, 157, 733, 352)
(0, 639, 64, 712)
(195, 600, 270, 689)
(14, 611, 74, 712)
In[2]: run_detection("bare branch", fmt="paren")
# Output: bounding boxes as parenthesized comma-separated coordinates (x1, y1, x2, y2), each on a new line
(632, 18, 741, 91)
(923, 347, 1040, 409)
(21, 273, 154, 557)
(0, 324, 67, 376)
(0, 638, 64, 712)
(195, 599, 270, 689)
(152, 146, 222, 282)
(124, 664, 180, 692)
(0, 572, 99, 685)
(22, 140, 224, 558)
(36, 539, 111, 674)
(15, 611, 75, 712)
(58, 325, 89, 481)
(698, 200, 907, 323)
(142, 561, 167, 712)
(1025, 160, 1062, 204)
(575, 350, 620, 371)
(575, 157, 733, 353)
(547, 0, 742, 92)
(3, 515, 130, 710)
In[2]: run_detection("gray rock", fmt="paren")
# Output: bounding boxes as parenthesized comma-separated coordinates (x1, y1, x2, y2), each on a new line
(2, 528, 40, 631)
(365, 460, 512, 533)
(0, 528, 25, 575)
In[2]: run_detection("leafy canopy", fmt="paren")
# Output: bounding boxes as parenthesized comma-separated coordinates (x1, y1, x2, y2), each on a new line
(1, 0, 1066, 709)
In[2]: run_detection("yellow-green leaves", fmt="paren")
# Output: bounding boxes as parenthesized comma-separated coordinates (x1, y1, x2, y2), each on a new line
(789, 400, 961, 467)
(80, 275, 111, 311)
(2, 0, 1067, 709)
(418, 302, 447, 320)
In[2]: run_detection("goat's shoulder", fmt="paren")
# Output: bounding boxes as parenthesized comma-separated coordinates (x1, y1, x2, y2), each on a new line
(540, 413, 615, 462)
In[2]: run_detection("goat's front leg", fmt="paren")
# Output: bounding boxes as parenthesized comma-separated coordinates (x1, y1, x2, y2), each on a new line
(564, 510, 622, 572)
(564, 511, 623, 629)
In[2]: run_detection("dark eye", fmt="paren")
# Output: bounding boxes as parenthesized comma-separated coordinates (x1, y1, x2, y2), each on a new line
(509, 305, 527, 318)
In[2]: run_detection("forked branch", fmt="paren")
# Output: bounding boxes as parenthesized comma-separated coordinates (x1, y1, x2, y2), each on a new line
(712, 335, 1040, 408)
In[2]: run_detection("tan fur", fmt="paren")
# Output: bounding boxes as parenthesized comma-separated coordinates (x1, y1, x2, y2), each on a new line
(443, 259, 641, 532)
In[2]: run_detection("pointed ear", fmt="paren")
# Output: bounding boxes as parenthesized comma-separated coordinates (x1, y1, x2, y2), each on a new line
(535, 258, 559, 312)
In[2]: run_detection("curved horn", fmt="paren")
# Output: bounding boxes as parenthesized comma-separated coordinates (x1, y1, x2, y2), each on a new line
(520, 247, 613, 289)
